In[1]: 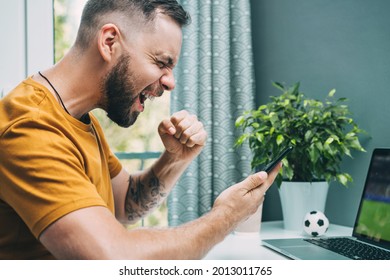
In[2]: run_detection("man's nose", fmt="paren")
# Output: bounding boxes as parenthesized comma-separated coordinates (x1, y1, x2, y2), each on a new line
(160, 71, 175, 91)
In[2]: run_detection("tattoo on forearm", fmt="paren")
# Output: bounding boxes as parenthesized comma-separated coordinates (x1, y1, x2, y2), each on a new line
(125, 169, 167, 222)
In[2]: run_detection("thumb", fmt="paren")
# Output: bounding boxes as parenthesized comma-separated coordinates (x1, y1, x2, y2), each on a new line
(158, 119, 176, 136)
(243, 171, 268, 191)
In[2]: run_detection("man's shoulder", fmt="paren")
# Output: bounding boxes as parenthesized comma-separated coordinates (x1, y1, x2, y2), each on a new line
(0, 78, 67, 135)
(2, 77, 49, 105)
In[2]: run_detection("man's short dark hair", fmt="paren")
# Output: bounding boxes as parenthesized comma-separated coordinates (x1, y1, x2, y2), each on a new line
(75, 0, 191, 49)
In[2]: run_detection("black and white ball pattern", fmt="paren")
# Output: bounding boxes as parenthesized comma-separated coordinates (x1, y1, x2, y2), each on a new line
(303, 210, 329, 237)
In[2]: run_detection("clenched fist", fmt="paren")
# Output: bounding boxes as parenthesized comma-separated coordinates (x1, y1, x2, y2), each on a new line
(158, 110, 207, 162)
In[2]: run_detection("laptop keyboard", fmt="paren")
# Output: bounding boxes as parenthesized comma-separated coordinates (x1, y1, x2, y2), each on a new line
(304, 237, 390, 260)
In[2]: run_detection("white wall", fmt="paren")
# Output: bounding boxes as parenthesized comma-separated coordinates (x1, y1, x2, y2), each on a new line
(0, 0, 53, 96)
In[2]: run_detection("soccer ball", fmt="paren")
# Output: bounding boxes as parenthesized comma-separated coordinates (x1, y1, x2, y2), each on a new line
(303, 210, 329, 237)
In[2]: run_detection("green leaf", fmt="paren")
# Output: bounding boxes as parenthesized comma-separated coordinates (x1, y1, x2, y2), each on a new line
(315, 141, 323, 151)
(258, 104, 267, 111)
(251, 122, 260, 129)
(328, 89, 336, 97)
(342, 146, 352, 157)
(309, 144, 320, 163)
(325, 137, 334, 145)
(291, 82, 300, 95)
(337, 173, 352, 186)
(349, 138, 364, 151)
(256, 132, 264, 143)
(283, 164, 294, 181)
(345, 132, 356, 139)
(304, 130, 313, 142)
(323, 111, 332, 119)
(272, 81, 285, 91)
(269, 112, 278, 124)
(276, 135, 284, 145)
(235, 116, 245, 127)
(235, 134, 247, 146)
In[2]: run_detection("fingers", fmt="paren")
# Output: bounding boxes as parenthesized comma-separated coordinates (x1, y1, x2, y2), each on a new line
(159, 110, 207, 147)
(171, 111, 206, 147)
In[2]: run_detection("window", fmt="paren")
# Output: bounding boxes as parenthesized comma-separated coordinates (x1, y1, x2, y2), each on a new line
(54, 0, 169, 227)
(0, 0, 54, 95)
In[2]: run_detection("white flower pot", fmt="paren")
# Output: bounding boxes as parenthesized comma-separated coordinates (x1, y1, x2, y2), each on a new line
(279, 181, 329, 231)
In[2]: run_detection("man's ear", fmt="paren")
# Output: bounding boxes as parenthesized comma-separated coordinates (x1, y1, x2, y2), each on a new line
(97, 23, 122, 63)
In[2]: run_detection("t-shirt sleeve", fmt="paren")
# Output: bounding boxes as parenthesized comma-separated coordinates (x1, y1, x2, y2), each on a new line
(0, 118, 112, 238)
(90, 114, 123, 179)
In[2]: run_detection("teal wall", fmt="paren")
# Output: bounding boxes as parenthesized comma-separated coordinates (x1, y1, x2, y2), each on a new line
(250, 0, 390, 226)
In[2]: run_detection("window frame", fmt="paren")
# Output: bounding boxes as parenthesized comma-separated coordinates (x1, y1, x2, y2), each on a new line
(0, 0, 54, 95)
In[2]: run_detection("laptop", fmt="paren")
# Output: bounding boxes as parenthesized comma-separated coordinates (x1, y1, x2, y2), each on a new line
(262, 148, 390, 260)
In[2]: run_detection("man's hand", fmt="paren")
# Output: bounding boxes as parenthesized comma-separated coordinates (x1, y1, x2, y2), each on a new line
(158, 110, 207, 162)
(212, 163, 282, 230)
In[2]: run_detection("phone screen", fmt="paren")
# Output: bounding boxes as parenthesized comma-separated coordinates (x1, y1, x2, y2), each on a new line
(263, 146, 293, 173)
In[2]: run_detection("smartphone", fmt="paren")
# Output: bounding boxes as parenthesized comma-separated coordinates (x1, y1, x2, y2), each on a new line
(263, 146, 293, 173)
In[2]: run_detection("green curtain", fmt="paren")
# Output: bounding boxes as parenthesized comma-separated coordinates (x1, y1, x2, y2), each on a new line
(168, 0, 255, 226)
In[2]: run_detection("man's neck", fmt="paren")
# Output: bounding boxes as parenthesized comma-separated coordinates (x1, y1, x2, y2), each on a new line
(33, 47, 105, 120)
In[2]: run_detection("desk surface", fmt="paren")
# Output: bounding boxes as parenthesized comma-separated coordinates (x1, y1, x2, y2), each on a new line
(203, 221, 353, 260)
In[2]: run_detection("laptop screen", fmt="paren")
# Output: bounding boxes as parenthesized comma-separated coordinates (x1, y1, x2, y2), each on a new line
(353, 148, 390, 250)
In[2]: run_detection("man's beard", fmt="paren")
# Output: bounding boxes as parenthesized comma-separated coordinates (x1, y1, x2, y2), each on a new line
(101, 54, 140, 128)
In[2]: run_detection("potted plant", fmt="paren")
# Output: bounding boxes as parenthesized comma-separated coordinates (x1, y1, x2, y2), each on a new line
(235, 82, 367, 230)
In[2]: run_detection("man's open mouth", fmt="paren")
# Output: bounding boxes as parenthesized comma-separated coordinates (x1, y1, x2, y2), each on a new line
(139, 91, 155, 106)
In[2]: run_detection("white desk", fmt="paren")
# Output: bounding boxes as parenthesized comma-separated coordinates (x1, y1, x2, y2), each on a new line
(203, 221, 353, 260)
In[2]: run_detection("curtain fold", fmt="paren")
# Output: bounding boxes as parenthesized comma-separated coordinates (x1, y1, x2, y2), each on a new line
(168, 0, 256, 226)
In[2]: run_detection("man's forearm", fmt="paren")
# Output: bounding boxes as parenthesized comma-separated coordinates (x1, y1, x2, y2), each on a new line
(125, 168, 167, 222)
(124, 150, 192, 223)
(121, 205, 234, 259)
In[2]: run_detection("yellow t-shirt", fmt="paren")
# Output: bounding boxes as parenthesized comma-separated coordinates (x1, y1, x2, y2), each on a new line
(0, 77, 122, 259)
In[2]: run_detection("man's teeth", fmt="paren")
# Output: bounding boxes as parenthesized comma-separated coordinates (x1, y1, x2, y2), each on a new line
(142, 92, 155, 101)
